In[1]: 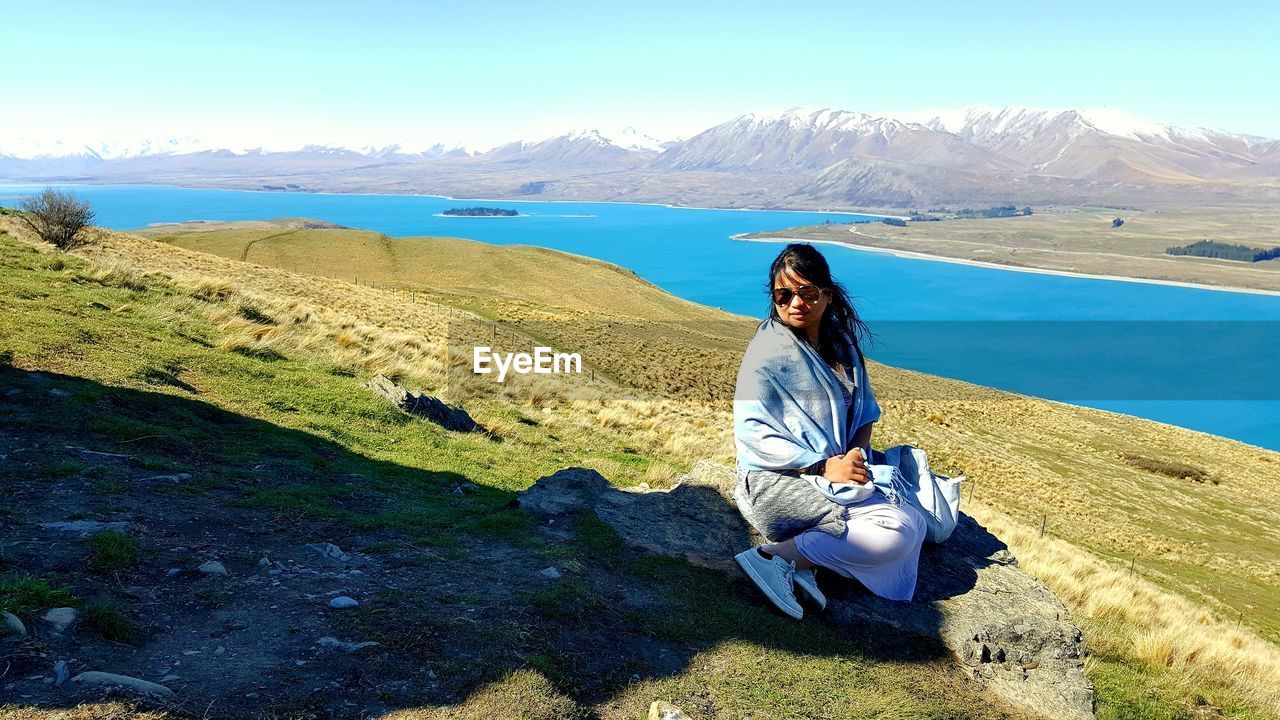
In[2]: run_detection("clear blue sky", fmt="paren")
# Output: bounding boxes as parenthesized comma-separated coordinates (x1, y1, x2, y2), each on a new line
(6, 0, 1276, 149)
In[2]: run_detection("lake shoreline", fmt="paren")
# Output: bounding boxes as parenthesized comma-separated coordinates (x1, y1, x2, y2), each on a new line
(734, 234, 1280, 298)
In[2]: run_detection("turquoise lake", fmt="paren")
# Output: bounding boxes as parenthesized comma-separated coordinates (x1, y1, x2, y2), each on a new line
(3, 183, 1278, 451)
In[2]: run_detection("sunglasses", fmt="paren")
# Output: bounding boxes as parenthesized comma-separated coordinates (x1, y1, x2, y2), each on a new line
(772, 284, 828, 306)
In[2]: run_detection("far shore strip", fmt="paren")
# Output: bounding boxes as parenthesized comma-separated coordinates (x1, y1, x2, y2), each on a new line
(735, 234, 1280, 298)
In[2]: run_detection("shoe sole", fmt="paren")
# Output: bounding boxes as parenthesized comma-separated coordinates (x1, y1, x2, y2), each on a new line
(735, 553, 803, 620)
(794, 580, 828, 612)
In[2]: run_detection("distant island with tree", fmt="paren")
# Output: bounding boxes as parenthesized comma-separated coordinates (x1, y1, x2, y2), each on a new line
(442, 206, 519, 217)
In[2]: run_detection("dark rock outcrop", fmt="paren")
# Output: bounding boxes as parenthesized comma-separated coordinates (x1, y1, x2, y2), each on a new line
(517, 464, 751, 573)
(365, 374, 480, 432)
(518, 460, 1095, 720)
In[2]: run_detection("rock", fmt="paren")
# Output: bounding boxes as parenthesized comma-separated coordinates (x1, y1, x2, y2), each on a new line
(518, 462, 751, 572)
(43, 607, 79, 635)
(160, 674, 180, 683)
(39, 520, 129, 536)
(53, 660, 69, 687)
(198, 561, 228, 576)
(48, 388, 70, 398)
(316, 636, 381, 653)
(1, 611, 26, 638)
(537, 567, 563, 580)
(328, 596, 358, 609)
(649, 700, 691, 720)
(71, 671, 175, 699)
(139, 473, 191, 483)
(519, 461, 1095, 720)
(306, 542, 351, 562)
(87, 301, 111, 311)
(365, 374, 480, 432)
(826, 513, 1096, 720)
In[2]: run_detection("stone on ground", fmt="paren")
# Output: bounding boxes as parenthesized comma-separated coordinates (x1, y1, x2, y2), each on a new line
(649, 700, 691, 720)
(365, 374, 480, 432)
(71, 671, 175, 699)
(1, 611, 26, 638)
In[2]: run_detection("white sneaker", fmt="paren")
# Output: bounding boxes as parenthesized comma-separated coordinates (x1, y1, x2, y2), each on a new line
(793, 566, 827, 612)
(734, 548, 803, 620)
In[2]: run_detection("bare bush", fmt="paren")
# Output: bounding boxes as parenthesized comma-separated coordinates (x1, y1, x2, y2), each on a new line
(17, 187, 96, 250)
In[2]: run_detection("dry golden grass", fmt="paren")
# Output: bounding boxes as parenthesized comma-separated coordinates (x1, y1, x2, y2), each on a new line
(0, 704, 169, 720)
(382, 670, 580, 720)
(972, 504, 1280, 715)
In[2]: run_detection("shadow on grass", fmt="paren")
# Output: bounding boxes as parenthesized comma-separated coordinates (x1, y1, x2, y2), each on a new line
(0, 366, 994, 718)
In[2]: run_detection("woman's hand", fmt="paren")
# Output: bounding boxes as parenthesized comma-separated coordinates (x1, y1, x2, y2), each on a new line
(823, 448, 869, 486)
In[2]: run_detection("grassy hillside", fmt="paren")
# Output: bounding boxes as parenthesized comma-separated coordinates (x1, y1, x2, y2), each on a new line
(2, 215, 1279, 718)
(141, 218, 1280, 643)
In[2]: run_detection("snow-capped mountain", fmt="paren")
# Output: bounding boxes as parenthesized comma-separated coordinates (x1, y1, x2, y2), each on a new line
(479, 128, 671, 169)
(897, 105, 1280, 182)
(651, 107, 1020, 174)
(2, 106, 1277, 208)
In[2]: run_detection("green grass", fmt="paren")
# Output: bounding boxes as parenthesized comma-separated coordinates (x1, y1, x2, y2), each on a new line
(85, 530, 140, 573)
(82, 601, 139, 643)
(0, 575, 79, 618)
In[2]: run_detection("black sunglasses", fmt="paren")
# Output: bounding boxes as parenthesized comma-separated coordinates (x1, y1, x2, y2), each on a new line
(772, 284, 828, 306)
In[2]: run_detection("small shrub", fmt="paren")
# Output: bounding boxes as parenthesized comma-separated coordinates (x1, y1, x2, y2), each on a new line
(86, 530, 140, 573)
(15, 188, 96, 250)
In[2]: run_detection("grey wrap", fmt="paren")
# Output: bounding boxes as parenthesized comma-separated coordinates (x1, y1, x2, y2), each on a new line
(733, 465, 847, 542)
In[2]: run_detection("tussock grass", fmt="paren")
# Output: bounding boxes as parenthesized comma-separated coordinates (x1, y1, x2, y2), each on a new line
(0, 575, 78, 618)
(0, 703, 168, 720)
(86, 530, 140, 573)
(972, 504, 1280, 715)
(82, 601, 139, 644)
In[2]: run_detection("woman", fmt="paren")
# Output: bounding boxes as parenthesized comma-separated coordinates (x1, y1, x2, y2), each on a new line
(732, 243, 926, 619)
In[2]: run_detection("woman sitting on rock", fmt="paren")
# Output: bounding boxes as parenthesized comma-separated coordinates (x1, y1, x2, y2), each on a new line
(732, 243, 926, 619)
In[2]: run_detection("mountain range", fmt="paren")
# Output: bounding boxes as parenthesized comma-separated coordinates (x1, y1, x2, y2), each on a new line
(4, 106, 1278, 209)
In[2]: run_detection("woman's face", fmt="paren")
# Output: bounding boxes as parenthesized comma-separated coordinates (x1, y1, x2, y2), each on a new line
(772, 268, 830, 337)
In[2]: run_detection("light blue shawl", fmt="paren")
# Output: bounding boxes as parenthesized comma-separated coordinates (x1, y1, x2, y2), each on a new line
(733, 316, 871, 472)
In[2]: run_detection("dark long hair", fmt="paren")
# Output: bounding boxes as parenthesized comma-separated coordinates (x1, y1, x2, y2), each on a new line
(766, 243, 871, 367)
